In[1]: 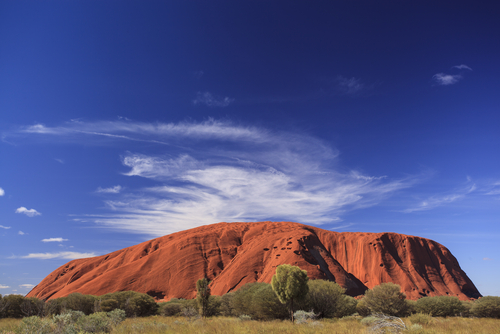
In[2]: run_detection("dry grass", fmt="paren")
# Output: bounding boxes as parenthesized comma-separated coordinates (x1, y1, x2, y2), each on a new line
(1, 315, 500, 333)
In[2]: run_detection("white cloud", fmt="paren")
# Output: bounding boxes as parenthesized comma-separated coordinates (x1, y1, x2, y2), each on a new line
(41, 238, 68, 243)
(12, 119, 417, 237)
(17, 252, 96, 260)
(0, 187, 4, 196)
(0, 225, 11, 229)
(0, 284, 10, 289)
(96, 185, 122, 194)
(193, 92, 234, 107)
(19, 284, 35, 289)
(15, 207, 41, 217)
(18, 231, 25, 235)
(483, 257, 493, 261)
(55, 158, 64, 164)
(432, 73, 462, 85)
(336, 76, 364, 95)
(403, 183, 475, 213)
(453, 64, 472, 71)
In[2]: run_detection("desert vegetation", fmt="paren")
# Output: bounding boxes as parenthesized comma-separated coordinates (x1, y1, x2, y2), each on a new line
(1, 265, 500, 333)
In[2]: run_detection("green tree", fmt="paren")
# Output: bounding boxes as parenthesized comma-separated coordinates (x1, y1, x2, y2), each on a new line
(196, 278, 211, 318)
(470, 296, 500, 318)
(363, 283, 411, 317)
(271, 264, 309, 322)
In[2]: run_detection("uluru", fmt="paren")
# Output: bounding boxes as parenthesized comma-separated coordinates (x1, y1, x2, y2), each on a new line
(26, 221, 481, 301)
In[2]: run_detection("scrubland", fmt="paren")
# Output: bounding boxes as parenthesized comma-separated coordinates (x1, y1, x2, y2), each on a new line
(2, 315, 500, 333)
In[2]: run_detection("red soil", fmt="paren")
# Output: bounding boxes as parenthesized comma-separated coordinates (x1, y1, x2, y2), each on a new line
(26, 222, 480, 301)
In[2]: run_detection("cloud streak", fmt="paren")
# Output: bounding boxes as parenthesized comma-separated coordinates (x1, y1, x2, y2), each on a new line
(15, 207, 41, 217)
(41, 238, 68, 243)
(403, 183, 476, 213)
(453, 64, 472, 71)
(193, 92, 234, 107)
(96, 186, 122, 194)
(0, 187, 4, 196)
(16, 252, 96, 260)
(0, 225, 11, 229)
(432, 73, 462, 86)
(336, 76, 365, 95)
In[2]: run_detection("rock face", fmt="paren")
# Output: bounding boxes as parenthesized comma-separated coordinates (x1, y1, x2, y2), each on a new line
(27, 222, 480, 301)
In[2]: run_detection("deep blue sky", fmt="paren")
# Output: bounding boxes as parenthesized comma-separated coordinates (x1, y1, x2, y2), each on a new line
(1, 1, 499, 297)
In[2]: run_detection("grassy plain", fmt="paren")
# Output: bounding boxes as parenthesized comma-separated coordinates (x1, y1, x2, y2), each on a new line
(2, 315, 500, 333)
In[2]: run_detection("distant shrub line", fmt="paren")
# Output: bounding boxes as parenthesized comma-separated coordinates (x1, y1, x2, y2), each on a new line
(1, 281, 499, 322)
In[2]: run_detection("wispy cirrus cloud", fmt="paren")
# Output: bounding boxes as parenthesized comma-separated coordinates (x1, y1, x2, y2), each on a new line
(453, 64, 472, 71)
(19, 284, 35, 289)
(0, 284, 10, 289)
(403, 183, 476, 213)
(11, 119, 417, 236)
(15, 207, 41, 217)
(193, 92, 234, 107)
(18, 231, 25, 235)
(433, 64, 472, 86)
(432, 73, 462, 86)
(15, 251, 96, 260)
(336, 76, 365, 95)
(96, 186, 122, 194)
(0, 225, 11, 230)
(41, 238, 68, 243)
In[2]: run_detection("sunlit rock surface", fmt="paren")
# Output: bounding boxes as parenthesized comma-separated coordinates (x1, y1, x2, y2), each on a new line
(27, 221, 480, 301)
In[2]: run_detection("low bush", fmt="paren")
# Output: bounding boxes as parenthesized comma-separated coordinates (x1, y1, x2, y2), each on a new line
(303, 280, 355, 318)
(415, 295, 465, 317)
(408, 312, 432, 325)
(471, 296, 500, 318)
(362, 283, 411, 317)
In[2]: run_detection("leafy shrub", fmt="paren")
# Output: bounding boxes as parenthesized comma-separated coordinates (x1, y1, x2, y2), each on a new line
(415, 296, 465, 317)
(219, 292, 235, 316)
(17, 316, 54, 334)
(470, 296, 500, 318)
(97, 291, 158, 317)
(158, 302, 182, 316)
(107, 309, 126, 326)
(100, 298, 119, 312)
(303, 279, 351, 318)
(363, 283, 411, 317)
(1, 295, 25, 318)
(77, 312, 113, 333)
(52, 310, 84, 334)
(408, 312, 432, 325)
(355, 297, 371, 316)
(61, 293, 96, 315)
(231, 282, 288, 320)
(20, 297, 46, 317)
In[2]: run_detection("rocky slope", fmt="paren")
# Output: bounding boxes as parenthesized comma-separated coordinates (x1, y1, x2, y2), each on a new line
(27, 221, 480, 301)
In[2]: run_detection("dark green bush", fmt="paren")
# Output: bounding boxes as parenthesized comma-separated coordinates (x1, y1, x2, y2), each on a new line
(97, 291, 158, 317)
(231, 282, 288, 320)
(363, 283, 411, 317)
(414, 296, 465, 317)
(1, 294, 25, 318)
(356, 297, 371, 316)
(158, 302, 182, 316)
(470, 296, 500, 318)
(303, 279, 355, 318)
(55, 292, 96, 315)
